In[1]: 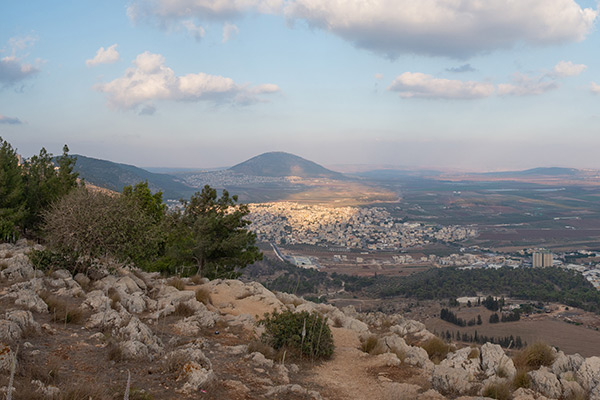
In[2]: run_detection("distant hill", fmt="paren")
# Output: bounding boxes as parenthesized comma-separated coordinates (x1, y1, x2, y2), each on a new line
(71, 155, 193, 200)
(481, 167, 579, 177)
(229, 152, 345, 179)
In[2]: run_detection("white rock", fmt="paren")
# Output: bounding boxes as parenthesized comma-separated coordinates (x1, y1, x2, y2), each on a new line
(52, 269, 71, 280)
(0, 343, 16, 372)
(440, 347, 482, 381)
(9, 289, 48, 313)
(552, 351, 584, 375)
(0, 254, 34, 280)
(177, 361, 216, 394)
(391, 319, 426, 336)
(264, 384, 322, 400)
(372, 352, 402, 367)
(5, 310, 40, 333)
(560, 378, 585, 400)
(576, 356, 600, 392)
(120, 340, 149, 360)
(512, 388, 551, 400)
(480, 343, 516, 379)
(431, 364, 473, 394)
(528, 367, 561, 399)
(0, 320, 22, 343)
(248, 352, 274, 368)
(86, 309, 124, 331)
(119, 317, 162, 355)
(82, 290, 112, 312)
(405, 346, 433, 371)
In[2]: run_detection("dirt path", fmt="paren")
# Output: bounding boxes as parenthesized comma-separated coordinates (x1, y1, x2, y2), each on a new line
(309, 327, 388, 400)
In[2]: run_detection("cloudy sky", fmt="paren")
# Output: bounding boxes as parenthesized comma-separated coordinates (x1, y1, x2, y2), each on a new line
(1, 0, 599, 171)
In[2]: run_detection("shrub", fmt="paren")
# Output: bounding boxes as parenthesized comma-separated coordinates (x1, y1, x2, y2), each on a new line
(468, 348, 480, 359)
(41, 292, 84, 324)
(107, 287, 121, 310)
(483, 381, 512, 400)
(168, 277, 185, 291)
(195, 287, 211, 305)
(259, 310, 334, 360)
(107, 341, 124, 362)
(174, 302, 194, 317)
(514, 342, 555, 369)
(512, 368, 531, 389)
(421, 337, 450, 364)
(248, 340, 280, 360)
(360, 335, 379, 354)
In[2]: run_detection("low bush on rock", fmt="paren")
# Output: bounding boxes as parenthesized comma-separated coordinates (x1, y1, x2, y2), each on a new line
(514, 342, 555, 369)
(483, 381, 512, 400)
(421, 337, 451, 363)
(360, 335, 379, 354)
(195, 287, 211, 305)
(259, 310, 334, 360)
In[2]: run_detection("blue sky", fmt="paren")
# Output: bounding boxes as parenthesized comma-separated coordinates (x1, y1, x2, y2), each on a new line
(1, 0, 599, 171)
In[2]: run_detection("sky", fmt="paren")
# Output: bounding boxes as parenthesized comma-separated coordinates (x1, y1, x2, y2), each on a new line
(1, 0, 600, 171)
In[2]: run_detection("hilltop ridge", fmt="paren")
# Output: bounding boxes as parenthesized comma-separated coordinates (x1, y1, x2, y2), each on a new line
(229, 152, 346, 179)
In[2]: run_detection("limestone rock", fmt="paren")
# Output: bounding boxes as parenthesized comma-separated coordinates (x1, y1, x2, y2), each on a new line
(86, 309, 125, 331)
(576, 356, 600, 392)
(5, 310, 40, 334)
(52, 269, 71, 280)
(0, 253, 34, 280)
(417, 389, 446, 400)
(480, 343, 516, 379)
(560, 378, 585, 400)
(0, 320, 22, 343)
(512, 388, 551, 400)
(73, 273, 90, 288)
(528, 367, 561, 399)
(431, 364, 473, 394)
(9, 289, 48, 313)
(405, 345, 433, 370)
(440, 347, 482, 381)
(552, 351, 584, 375)
(82, 290, 112, 312)
(119, 317, 162, 355)
(265, 384, 323, 400)
(391, 319, 426, 336)
(120, 340, 149, 360)
(372, 352, 402, 368)
(0, 343, 16, 372)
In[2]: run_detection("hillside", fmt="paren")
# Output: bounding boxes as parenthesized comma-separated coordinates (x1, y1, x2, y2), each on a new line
(2, 241, 600, 400)
(229, 152, 346, 179)
(71, 155, 193, 200)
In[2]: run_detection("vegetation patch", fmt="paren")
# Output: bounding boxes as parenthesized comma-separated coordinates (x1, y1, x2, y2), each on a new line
(483, 381, 512, 400)
(420, 337, 451, 364)
(259, 310, 334, 360)
(513, 342, 555, 369)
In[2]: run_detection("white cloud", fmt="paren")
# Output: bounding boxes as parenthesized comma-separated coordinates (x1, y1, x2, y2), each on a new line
(222, 23, 240, 42)
(182, 20, 206, 41)
(127, 0, 282, 23)
(0, 114, 22, 124)
(94, 51, 280, 111)
(284, 0, 598, 58)
(551, 60, 587, 77)
(0, 36, 40, 87)
(591, 82, 600, 94)
(497, 73, 558, 96)
(86, 44, 120, 67)
(388, 72, 494, 99)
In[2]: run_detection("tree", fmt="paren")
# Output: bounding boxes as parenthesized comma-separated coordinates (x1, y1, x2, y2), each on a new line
(22, 145, 79, 234)
(0, 137, 25, 241)
(122, 181, 166, 223)
(170, 185, 262, 279)
(43, 187, 162, 269)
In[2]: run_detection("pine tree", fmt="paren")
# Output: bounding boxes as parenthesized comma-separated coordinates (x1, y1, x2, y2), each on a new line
(0, 137, 25, 241)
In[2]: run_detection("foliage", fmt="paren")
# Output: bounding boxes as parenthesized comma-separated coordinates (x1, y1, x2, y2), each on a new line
(514, 342, 555, 369)
(122, 181, 166, 223)
(0, 138, 79, 241)
(482, 381, 512, 400)
(28, 248, 77, 273)
(43, 187, 163, 267)
(259, 310, 334, 360)
(421, 337, 450, 363)
(162, 185, 262, 279)
(359, 267, 600, 314)
(22, 145, 79, 234)
(0, 137, 26, 241)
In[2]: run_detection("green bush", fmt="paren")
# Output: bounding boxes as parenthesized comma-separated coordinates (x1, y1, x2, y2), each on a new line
(259, 310, 334, 360)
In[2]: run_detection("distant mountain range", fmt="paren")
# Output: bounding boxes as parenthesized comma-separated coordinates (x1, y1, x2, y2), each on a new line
(72, 155, 194, 200)
(70, 152, 592, 201)
(229, 152, 346, 179)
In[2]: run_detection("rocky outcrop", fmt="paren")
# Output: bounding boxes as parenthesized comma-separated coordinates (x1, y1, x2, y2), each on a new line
(576, 356, 600, 393)
(528, 367, 561, 399)
(480, 343, 516, 379)
(440, 347, 482, 381)
(118, 316, 162, 360)
(431, 364, 473, 394)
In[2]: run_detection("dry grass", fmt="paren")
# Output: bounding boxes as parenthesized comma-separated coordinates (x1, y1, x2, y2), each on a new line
(164, 351, 188, 373)
(0, 260, 8, 270)
(195, 287, 212, 305)
(107, 341, 124, 362)
(189, 274, 203, 285)
(174, 302, 195, 317)
(513, 342, 555, 369)
(482, 381, 512, 400)
(247, 340, 281, 361)
(468, 347, 480, 359)
(360, 335, 379, 354)
(107, 287, 121, 310)
(512, 368, 531, 389)
(332, 315, 344, 328)
(41, 292, 84, 324)
(420, 337, 451, 364)
(168, 277, 185, 291)
(59, 383, 112, 400)
(3, 251, 13, 258)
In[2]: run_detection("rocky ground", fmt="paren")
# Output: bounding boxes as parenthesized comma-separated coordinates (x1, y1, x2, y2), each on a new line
(0, 240, 599, 399)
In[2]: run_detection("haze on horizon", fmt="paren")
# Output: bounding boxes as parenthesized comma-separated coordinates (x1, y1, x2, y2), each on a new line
(1, 0, 600, 172)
